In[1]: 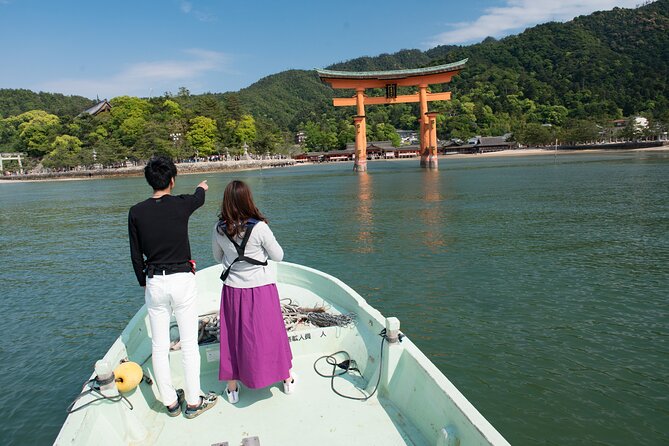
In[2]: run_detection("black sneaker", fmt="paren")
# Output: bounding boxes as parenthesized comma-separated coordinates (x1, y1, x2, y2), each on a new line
(166, 389, 185, 417)
(184, 392, 218, 419)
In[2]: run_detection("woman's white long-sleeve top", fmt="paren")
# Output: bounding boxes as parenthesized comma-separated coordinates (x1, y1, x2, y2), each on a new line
(212, 221, 284, 288)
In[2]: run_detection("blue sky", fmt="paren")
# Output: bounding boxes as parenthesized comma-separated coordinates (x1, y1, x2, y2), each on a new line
(0, 0, 642, 99)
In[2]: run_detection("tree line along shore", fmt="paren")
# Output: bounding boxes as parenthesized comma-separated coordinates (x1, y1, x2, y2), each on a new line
(0, 2, 667, 176)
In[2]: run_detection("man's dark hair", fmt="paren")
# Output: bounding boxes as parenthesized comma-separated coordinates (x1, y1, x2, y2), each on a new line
(144, 156, 177, 190)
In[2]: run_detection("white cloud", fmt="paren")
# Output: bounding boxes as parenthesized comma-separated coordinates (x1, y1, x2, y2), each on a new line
(180, 1, 192, 13)
(428, 0, 643, 46)
(179, 0, 216, 22)
(37, 49, 229, 98)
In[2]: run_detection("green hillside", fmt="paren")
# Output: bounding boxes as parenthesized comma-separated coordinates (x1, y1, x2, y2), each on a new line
(0, 1, 667, 170)
(237, 70, 335, 130)
(0, 89, 94, 118)
(238, 0, 669, 140)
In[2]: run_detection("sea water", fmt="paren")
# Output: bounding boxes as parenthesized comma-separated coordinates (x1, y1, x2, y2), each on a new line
(0, 152, 667, 445)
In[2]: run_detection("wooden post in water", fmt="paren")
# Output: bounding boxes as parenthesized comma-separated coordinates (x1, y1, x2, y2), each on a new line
(353, 88, 368, 172)
(419, 85, 430, 168)
(353, 115, 367, 172)
(426, 112, 439, 169)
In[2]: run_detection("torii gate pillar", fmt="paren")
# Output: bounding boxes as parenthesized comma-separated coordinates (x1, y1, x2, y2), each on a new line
(353, 115, 367, 172)
(353, 88, 368, 172)
(426, 112, 439, 169)
(0, 152, 25, 172)
(419, 85, 429, 168)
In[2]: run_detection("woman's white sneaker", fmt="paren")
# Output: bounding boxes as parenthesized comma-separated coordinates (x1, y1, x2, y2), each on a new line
(283, 374, 297, 394)
(226, 385, 240, 404)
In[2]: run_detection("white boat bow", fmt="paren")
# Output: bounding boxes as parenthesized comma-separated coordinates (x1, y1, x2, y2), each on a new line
(56, 262, 510, 446)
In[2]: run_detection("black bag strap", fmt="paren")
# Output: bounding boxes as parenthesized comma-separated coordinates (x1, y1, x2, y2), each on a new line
(220, 222, 268, 282)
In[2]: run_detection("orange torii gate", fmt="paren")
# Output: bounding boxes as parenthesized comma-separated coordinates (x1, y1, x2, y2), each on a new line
(317, 59, 467, 171)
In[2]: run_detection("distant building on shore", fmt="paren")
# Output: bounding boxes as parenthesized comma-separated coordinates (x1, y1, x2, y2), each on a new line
(612, 116, 649, 130)
(294, 141, 422, 163)
(293, 135, 526, 162)
(295, 131, 306, 145)
(81, 99, 112, 116)
(633, 116, 649, 131)
(458, 135, 516, 153)
(396, 129, 418, 145)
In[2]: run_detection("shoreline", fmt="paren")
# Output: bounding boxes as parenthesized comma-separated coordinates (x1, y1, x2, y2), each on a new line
(1, 146, 667, 184)
(441, 146, 669, 160)
(0, 159, 295, 184)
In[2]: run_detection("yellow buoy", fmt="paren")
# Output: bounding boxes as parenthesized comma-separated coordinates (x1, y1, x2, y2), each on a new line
(114, 361, 143, 393)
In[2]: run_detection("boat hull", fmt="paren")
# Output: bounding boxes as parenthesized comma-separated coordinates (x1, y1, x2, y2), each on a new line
(55, 262, 509, 445)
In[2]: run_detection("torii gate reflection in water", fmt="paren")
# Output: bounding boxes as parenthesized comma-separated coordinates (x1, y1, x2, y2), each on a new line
(317, 59, 467, 172)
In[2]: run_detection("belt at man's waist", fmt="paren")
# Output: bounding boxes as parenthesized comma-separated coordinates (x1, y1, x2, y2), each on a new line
(145, 261, 193, 278)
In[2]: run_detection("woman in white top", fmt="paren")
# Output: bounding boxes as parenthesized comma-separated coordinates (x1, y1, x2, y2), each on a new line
(212, 180, 294, 404)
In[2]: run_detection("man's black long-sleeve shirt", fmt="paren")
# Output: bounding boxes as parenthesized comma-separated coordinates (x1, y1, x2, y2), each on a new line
(128, 187, 205, 286)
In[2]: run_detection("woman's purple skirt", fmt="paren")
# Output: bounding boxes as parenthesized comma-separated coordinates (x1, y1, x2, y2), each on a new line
(219, 283, 293, 389)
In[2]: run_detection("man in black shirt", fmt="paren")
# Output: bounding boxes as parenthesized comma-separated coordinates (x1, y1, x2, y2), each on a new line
(128, 156, 217, 418)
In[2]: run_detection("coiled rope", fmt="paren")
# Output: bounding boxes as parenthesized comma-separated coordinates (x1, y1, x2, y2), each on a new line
(66, 378, 133, 414)
(169, 299, 355, 350)
(198, 314, 220, 344)
(313, 329, 388, 401)
(169, 313, 221, 350)
(280, 298, 355, 331)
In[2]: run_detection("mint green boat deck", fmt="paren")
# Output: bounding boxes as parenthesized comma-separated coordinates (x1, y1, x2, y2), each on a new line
(56, 263, 510, 446)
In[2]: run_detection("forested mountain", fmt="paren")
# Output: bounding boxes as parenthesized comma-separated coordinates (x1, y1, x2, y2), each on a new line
(0, 1, 667, 170)
(0, 89, 94, 118)
(429, 0, 669, 118)
(237, 0, 668, 140)
(232, 70, 335, 132)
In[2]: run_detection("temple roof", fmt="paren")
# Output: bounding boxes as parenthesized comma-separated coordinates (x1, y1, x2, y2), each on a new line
(346, 141, 396, 150)
(316, 59, 467, 80)
(82, 100, 112, 116)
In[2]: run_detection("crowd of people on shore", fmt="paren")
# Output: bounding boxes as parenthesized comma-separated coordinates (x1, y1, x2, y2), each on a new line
(179, 153, 290, 164)
(1, 153, 293, 177)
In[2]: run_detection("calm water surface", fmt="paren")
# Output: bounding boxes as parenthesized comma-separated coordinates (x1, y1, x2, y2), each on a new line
(1, 153, 668, 445)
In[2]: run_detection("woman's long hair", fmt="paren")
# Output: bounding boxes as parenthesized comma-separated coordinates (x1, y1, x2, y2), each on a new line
(217, 180, 267, 238)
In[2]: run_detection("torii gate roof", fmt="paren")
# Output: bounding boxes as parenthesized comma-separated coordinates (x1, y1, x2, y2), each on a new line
(316, 59, 467, 80)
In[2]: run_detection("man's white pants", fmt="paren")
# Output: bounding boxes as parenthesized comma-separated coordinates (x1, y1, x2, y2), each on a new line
(145, 272, 201, 406)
